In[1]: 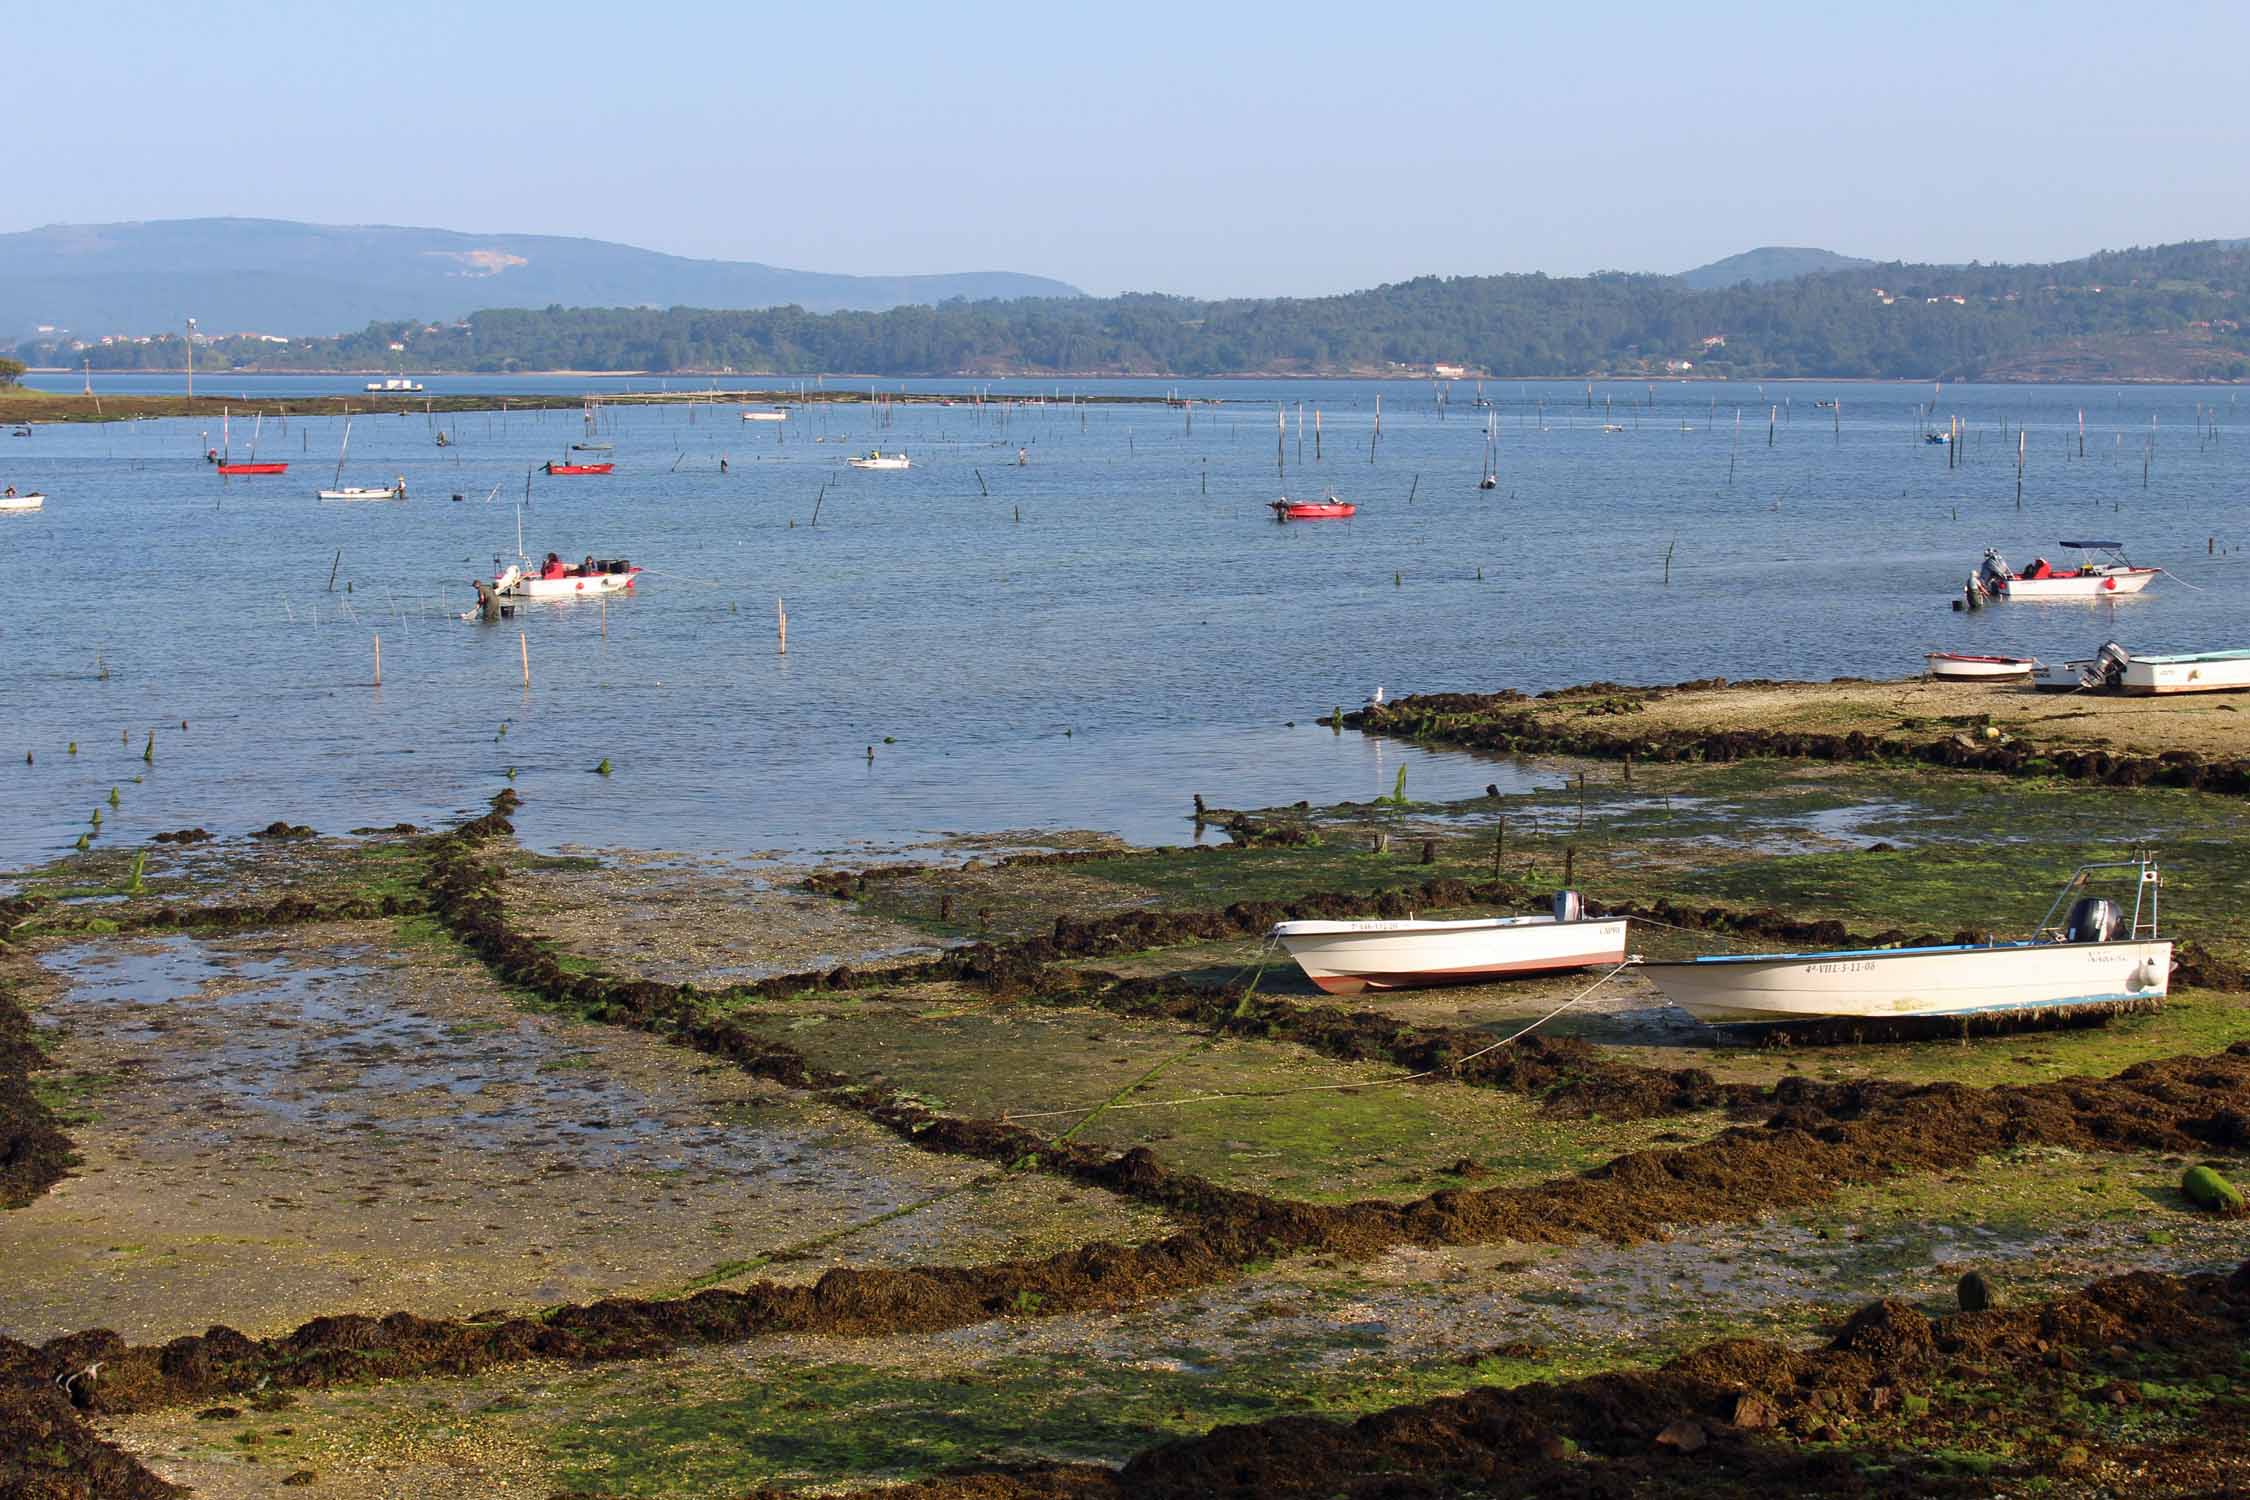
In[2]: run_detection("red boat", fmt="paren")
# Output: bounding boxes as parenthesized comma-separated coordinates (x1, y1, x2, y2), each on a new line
(215, 462, 288, 475)
(544, 461, 615, 476)
(1270, 496, 1356, 520)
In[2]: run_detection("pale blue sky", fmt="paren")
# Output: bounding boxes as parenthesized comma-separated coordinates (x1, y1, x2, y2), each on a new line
(11, 0, 2247, 296)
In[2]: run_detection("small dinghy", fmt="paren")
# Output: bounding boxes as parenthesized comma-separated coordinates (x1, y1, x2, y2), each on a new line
(847, 450, 910, 469)
(1925, 652, 2037, 681)
(0, 489, 45, 512)
(544, 460, 614, 475)
(1269, 495, 1356, 520)
(1642, 857, 2170, 1031)
(1272, 891, 1627, 995)
(740, 409, 789, 422)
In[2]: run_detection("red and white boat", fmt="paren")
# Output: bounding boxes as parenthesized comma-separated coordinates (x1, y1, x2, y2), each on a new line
(544, 460, 614, 476)
(1925, 652, 2038, 682)
(1975, 542, 2158, 600)
(1272, 893, 1627, 995)
(492, 555, 641, 600)
(1270, 495, 1356, 520)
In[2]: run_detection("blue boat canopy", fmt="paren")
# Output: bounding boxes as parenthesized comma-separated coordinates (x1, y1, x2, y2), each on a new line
(2058, 540, 2124, 549)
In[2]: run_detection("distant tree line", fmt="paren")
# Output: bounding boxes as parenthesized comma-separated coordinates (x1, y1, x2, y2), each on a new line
(15, 241, 2250, 382)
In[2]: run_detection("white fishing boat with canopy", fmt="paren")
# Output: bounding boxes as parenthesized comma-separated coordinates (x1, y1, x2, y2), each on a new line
(1271, 892, 1628, 995)
(847, 449, 910, 470)
(1974, 541, 2158, 600)
(1641, 857, 2170, 1028)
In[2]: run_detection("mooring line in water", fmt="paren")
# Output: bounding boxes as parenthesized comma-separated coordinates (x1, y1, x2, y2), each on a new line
(1004, 960, 1634, 1127)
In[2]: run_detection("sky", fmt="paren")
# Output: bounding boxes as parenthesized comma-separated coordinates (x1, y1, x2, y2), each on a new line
(8, 0, 2249, 298)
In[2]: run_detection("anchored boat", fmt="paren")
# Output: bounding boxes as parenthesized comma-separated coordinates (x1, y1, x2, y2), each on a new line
(1642, 857, 2170, 1029)
(490, 555, 641, 600)
(1975, 542, 2158, 600)
(1269, 495, 1356, 520)
(0, 489, 44, 512)
(741, 409, 788, 422)
(847, 450, 910, 470)
(1272, 892, 1627, 995)
(544, 460, 614, 475)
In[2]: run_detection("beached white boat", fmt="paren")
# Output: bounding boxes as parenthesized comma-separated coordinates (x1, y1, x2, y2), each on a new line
(1925, 652, 2037, 682)
(0, 490, 44, 512)
(365, 378, 424, 393)
(847, 450, 910, 470)
(491, 557, 641, 599)
(1271, 894, 1628, 995)
(2118, 648, 2250, 696)
(1975, 542, 2158, 600)
(741, 409, 789, 422)
(1642, 858, 2169, 1027)
(2030, 657, 2099, 693)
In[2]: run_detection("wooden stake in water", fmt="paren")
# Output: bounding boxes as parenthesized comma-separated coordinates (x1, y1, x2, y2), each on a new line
(519, 632, 531, 687)
(777, 597, 787, 654)
(372, 632, 381, 686)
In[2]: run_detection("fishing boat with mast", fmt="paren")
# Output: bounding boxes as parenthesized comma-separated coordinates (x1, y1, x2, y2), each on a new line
(1478, 412, 1498, 490)
(209, 409, 288, 475)
(1641, 856, 2171, 1031)
(315, 417, 405, 501)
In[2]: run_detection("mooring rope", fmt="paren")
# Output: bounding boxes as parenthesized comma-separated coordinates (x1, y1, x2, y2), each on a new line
(1000, 958, 1636, 1127)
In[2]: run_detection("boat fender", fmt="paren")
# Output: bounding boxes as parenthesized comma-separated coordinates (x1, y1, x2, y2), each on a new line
(2131, 958, 2164, 993)
(1553, 889, 1585, 924)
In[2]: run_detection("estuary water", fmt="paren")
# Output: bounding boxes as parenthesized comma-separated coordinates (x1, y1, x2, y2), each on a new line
(3, 375, 2246, 869)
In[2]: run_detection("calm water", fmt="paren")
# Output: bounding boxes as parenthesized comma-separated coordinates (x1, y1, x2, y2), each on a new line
(4, 376, 2246, 869)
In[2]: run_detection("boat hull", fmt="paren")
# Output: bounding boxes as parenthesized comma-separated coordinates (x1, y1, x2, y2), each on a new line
(1273, 503, 1355, 519)
(1925, 653, 2035, 681)
(1643, 940, 2170, 1026)
(501, 571, 640, 599)
(1272, 915, 1628, 995)
(0, 492, 44, 512)
(544, 463, 614, 475)
(2119, 651, 2250, 696)
(1997, 569, 2157, 599)
(216, 462, 289, 475)
(741, 411, 788, 422)
(848, 458, 909, 469)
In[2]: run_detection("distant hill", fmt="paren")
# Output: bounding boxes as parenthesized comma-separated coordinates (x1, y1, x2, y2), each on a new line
(0, 218, 1083, 337)
(1678, 246, 1878, 289)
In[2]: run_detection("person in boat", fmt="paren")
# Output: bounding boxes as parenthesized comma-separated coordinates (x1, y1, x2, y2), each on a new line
(581, 555, 597, 576)
(541, 552, 567, 580)
(2025, 557, 2052, 580)
(3, 486, 12, 498)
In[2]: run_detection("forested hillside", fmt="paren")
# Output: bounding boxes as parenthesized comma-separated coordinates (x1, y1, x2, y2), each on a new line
(20, 241, 2250, 382)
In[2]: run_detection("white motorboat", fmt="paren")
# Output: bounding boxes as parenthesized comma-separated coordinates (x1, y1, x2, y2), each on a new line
(1975, 542, 2158, 600)
(365, 378, 425, 393)
(847, 449, 910, 470)
(1642, 857, 2170, 1028)
(1271, 892, 1628, 995)
(2117, 647, 2250, 696)
(741, 409, 789, 422)
(2030, 658, 2099, 693)
(0, 490, 44, 512)
(491, 556, 641, 600)
(1924, 652, 2037, 682)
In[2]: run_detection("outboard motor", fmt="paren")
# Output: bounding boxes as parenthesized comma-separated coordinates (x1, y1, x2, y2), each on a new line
(2064, 897, 2123, 944)
(1553, 889, 1585, 924)
(2091, 641, 2130, 690)
(1978, 549, 2010, 596)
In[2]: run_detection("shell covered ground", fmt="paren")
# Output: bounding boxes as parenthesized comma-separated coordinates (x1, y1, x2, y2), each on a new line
(4, 732, 2250, 1499)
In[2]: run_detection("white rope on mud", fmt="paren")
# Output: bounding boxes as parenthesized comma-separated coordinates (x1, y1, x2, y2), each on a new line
(1000, 958, 1637, 1127)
